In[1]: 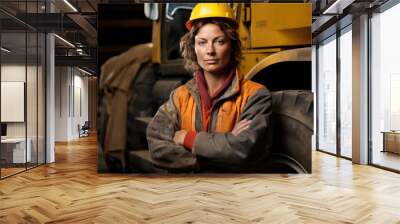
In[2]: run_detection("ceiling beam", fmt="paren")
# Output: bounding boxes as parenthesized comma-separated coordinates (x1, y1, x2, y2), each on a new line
(52, 0, 97, 47)
(55, 55, 96, 73)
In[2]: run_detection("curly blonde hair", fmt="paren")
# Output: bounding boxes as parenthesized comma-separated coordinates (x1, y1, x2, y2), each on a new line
(180, 19, 242, 73)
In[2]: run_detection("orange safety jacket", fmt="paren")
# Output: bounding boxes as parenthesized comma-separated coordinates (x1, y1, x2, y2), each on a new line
(181, 67, 235, 149)
(146, 68, 273, 172)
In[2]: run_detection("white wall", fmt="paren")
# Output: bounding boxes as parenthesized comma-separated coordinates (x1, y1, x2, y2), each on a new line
(1, 65, 26, 81)
(55, 66, 89, 141)
(1, 65, 35, 138)
(55, 66, 69, 141)
(1, 65, 26, 141)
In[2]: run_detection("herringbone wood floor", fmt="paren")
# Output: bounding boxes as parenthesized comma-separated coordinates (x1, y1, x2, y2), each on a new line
(1, 135, 400, 223)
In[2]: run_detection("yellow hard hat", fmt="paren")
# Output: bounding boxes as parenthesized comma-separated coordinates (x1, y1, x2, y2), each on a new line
(185, 3, 237, 31)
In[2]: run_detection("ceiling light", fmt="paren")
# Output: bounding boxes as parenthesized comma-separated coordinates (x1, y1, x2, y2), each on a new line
(78, 67, 92, 76)
(76, 48, 86, 56)
(1, 47, 11, 53)
(63, 0, 78, 12)
(54, 34, 75, 48)
(322, 0, 355, 15)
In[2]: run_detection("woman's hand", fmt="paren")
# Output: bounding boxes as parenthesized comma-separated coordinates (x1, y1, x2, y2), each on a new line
(231, 119, 252, 136)
(173, 130, 188, 145)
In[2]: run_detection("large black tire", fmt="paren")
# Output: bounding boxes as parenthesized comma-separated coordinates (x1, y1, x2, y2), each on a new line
(264, 90, 313, 173)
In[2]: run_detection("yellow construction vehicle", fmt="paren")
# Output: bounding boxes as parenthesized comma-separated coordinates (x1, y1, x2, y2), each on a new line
(147, 3, 311, 90)
(100, 3, 313, 173)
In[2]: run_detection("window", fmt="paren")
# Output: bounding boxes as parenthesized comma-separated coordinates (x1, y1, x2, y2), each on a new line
(339, 27, 352, 158)
(370, 2, 400, 171)
(317, 35, 337, 154)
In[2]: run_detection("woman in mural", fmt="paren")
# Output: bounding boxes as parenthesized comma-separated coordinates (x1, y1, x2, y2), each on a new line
(146, 3, 272, 172)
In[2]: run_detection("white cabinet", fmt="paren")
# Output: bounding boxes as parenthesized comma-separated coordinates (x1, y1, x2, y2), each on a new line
(1, 138, 32, 163)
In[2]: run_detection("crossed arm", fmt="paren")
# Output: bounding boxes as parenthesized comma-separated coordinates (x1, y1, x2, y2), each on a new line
(146, 88, 272, 170)
(172, 119, 252, 146)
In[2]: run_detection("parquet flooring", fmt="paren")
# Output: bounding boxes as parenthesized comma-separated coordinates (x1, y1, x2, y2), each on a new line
(372, 151, 400, 171)
(1, 167, 25, 178)
(1, 135, 400, 223)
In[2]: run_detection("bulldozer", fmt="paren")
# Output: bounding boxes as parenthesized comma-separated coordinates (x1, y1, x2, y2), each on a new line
(98, 3, 313, 173)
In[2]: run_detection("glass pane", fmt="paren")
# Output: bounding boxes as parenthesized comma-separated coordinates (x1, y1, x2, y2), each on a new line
(340, 28, 352, 158)
(317, 36, 337, 154)
(27, 31, 38, 169)
(371, 3, 400, 171)
(38, 32, 45, 165)
(312, 45, 317, 151)
(27, 0, 39, 169)
(1, 30, 27, 177)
